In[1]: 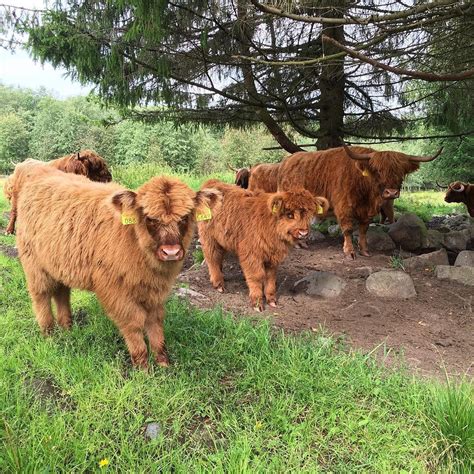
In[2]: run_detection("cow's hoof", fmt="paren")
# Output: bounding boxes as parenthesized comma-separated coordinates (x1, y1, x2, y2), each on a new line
(268, 300, 277, 308)
(344, 252, 356, 260)
(156, 353, 170, 368)
(216, 285, 224, 293)
(360, 250, 371, 257)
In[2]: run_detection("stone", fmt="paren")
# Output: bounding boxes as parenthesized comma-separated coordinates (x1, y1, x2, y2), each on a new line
(423, 229, 445, 250)
(175, 287, 209, 300)
(352, 266, 374, 278)
(454, 250, 474, 267)
(293, 271, 346, 298)
(307, 229, 326, 243)
(435, 265, 474, 286)
(443, 229, 470, 252)
(328, 224, 341, 237)
(144, 422, 162, 440)
(388, 213, 427, 251)
(365, 228, 396, 251)
(366, 271, 416, 298)
(442, 214, 473, 231)
(403, 249, 449, 271)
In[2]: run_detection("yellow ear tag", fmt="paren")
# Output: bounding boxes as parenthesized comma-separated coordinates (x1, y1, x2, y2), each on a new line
(272, 204, 279, 214)
(316, 204, 324, 215)
(121, 213, 137, 225)
(362, 169, 370, 177)
(196, 206, 212, 222)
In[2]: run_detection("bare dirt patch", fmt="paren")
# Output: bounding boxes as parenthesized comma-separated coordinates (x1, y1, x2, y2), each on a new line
(180, 237, 473, 378)
(0, 243, 18, 258)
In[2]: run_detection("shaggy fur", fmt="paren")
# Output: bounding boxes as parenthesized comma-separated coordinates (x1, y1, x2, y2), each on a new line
(198, 179, 329, 311)
(444, 181, 474, 217)
(380, 200, 395, 224)
(16, 172, 221, 368)
(278, 146, 421, 258)
(248, 163, 280, 192)
(4, 150, 111, 234)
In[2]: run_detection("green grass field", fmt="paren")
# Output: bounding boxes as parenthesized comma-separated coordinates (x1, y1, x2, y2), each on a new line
(0, 175, 472, 472)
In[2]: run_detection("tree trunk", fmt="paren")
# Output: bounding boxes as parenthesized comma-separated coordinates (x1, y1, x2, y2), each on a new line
(316, 2, 346, 150)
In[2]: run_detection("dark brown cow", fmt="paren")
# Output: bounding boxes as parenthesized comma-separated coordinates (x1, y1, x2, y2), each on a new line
(278, 145, 441, 258)
(444, 181, 474, 217)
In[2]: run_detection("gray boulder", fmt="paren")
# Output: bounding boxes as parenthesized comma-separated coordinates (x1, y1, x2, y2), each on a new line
(366, 271, 417, 298)
(365, 228, 396, 251)
(403, 249, 449, 271)
(388, 213, 427, 251)
(423, 229, 445, 250)
(328, 224, 341, 237)
(454, 250, 474, 267)
(294, 271, 346, 298)
(435, 265, 474, 286)
(307, 229, 326, 243)
(443, 229, 471, 252)
(441, 214, 473, 231)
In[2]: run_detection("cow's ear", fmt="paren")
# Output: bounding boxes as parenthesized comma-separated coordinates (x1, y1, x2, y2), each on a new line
(195, 188, 222, 213)
(111, 190, 138, 212)
(313, 196, 330, 217)
(269, 193, 284, 215)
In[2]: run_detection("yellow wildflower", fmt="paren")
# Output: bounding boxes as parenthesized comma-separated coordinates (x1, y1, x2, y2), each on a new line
(99, 458, 110, 468)
(255, 421, 263, 430)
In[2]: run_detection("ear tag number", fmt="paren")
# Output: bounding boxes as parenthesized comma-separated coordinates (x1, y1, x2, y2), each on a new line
(362, 169, 370, 177)
(121, 213, 137, 225)
(272, 204, 279, 214)
(316, 204, 324, 215)
(196, 206, 212, 222)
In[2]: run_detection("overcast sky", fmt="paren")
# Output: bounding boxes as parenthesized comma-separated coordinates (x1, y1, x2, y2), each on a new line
(0, 0, 90, 97)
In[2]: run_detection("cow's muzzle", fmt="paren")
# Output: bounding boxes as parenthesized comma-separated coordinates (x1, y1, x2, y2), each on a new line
(291, 229, 309, 240)
(382, 188, 400, 199)
(157, 244, 184, 261)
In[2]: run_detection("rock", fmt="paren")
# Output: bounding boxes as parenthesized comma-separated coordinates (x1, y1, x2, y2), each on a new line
(352, 266, 374, 278)
(423, 229, 445, 250)
(307, 229, 326, 243)
(365, 228, 396, 251)
(144, 422, 162, 440)
(443, 229, 471, 252)
(454, 250, 474, 267)
(175, 287, 209, 300)
(327, 224, 341, 237)
(293, 271, 346, 298)
(388, 213, 427, 251)
(435, 265, 474, 286)
(441, 214, 473, 231)
(403, 249, 449, 271)
(366, 271, 416, 298)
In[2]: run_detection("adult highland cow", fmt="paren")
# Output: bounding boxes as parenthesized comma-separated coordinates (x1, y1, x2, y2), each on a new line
(197, 179, 329, 311)
(444, 181, 474, 217)
(278, 145, 441, 258)
(16, 170, 221, 368)
(4, 150, 112, 234)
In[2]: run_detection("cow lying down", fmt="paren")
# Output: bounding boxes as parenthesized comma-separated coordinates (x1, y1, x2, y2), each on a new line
(197, 180, 329, 311)
(4, 150, 112, 235)
(16, 168, 221, 368)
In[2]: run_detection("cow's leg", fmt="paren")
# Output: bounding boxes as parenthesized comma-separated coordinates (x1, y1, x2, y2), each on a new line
(144, 304, 169, 367)
(53, 284, 72, 329)
(201, 239, 225, 292)
(98, 295, 149, 368)
(5, 195, 17, 235)
(385, 201, 395, 224)
(338, 217, 356, 259)
(31, 291, 55, 334)
(240, 258, 266, 312)
(358, 221, 371, 257)
(264, 265, 278, 307)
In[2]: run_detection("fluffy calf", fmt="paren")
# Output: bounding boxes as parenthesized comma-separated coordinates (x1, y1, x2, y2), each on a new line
(16, 172, 220, 368)
(4, 150, 111, 234)
(278, 145, 441, 258)
(444, 181, 474, 217)
(197, 180, 329, 311)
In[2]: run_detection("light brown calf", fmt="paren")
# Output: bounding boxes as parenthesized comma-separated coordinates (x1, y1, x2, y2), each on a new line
(16, 170, 220, 368)
(197, 180, 329, 311)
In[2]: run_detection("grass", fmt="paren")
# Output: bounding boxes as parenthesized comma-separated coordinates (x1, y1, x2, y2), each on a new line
(396, 190, 465, 222)
(1, 176, 473, 472)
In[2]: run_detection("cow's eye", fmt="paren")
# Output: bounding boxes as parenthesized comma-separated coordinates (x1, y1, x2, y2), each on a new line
(286, 212, 294, 219)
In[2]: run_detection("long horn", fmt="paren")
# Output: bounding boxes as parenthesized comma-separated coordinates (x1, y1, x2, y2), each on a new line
(450, 182, 465, 193)
(227, 164, 238, 173)
(343, 143, 372, 161)
(436, 180, 447, 189)
(408, 147, 443, 163)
